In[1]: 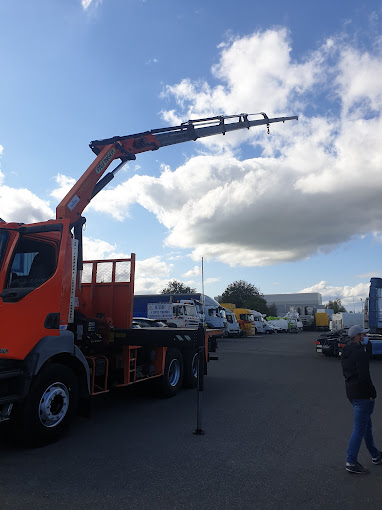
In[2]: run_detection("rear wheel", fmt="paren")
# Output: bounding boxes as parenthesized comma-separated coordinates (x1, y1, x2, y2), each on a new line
(155, 348, 183, 397)
(13, 363, 78, 446)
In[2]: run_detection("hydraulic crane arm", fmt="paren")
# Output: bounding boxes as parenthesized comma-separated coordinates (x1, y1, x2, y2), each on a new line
(56, 112, 298, 224)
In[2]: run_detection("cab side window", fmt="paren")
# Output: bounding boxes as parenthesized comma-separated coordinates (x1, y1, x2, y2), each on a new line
(8, 240, 57, 290)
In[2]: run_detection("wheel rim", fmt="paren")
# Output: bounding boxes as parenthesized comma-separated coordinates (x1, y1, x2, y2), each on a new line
(38, 382, 70, 428)
(168, 358, 181, 387)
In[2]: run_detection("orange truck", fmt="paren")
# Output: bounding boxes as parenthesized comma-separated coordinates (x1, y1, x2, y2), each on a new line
(0, 113, 297, 444)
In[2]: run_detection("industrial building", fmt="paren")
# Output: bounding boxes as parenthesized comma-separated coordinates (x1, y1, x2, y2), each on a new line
(263, 293, 322, 317)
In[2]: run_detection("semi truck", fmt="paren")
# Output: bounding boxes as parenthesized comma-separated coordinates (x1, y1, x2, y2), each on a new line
(0, 112, 297, 444)
(145, 300, 200, 328)
(136, 293, 228, 332)
(232, 308, 256, 336)
(315, 329, 382, 357)
(369, 278, 382, 334)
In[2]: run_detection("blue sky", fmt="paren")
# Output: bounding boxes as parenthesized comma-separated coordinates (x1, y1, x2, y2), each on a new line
(1, 0, 382, 312)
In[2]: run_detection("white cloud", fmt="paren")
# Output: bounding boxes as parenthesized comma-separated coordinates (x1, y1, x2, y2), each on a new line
(205, 277, 219, 285)
(50, 174, 76, 202)
(136, 256, 172, 278)
(0, 185, 53, 224)
(0, 146, 53, 222)
(300, 280, 370, 308)
(3, 27, 382, 273)
(131, 28, 382, 267)
(83, 237, 124, 260)
(183, 265, 201, 277)
(81, 0, 102, 10)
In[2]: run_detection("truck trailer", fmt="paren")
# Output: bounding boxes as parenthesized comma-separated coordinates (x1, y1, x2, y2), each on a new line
(315, 312, 330, 331)
(330, 312, 363, 331)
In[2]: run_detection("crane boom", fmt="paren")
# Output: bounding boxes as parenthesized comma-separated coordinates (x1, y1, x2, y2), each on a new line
(56, 112, 297, 224)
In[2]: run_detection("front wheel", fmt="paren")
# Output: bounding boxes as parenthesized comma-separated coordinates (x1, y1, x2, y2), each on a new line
(13, 363, 79, 446)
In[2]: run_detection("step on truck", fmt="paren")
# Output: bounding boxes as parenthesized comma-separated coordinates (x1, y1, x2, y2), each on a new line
(0, 112, 297, 444)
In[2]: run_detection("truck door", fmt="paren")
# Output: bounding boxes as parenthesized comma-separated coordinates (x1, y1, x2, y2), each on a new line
(0, 224, 66, 360)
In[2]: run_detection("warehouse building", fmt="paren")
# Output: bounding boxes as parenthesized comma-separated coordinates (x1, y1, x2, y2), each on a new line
(263, 292, 322, 317)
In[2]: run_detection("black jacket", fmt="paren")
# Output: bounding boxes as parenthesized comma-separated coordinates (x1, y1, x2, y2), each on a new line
(341, 341, 376, 400)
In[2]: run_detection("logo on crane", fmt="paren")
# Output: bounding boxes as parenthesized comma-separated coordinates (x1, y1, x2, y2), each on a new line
(96, 148, 116, 174)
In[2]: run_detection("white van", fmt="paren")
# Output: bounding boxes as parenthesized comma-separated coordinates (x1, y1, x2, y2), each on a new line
(223, 308, 241, 337)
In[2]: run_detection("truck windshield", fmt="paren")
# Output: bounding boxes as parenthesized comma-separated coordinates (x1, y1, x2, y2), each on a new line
(185, 305, 195, 316)
(0, 230, 9, 270)
(240, 314, 252, 321)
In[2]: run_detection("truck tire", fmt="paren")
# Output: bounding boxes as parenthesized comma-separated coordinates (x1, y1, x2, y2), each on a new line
(13, 363, 79, 446)
(183, 350, 198, 388)
(155, 348, 183, 397)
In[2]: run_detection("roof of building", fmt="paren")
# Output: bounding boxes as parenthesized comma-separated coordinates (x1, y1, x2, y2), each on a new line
(264, 292, 322, 305)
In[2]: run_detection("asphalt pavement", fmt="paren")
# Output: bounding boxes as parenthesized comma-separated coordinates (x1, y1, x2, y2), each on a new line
(1, 331, 382, 510)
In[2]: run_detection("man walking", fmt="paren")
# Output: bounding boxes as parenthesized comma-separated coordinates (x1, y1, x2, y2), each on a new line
(341, 324, 382, 474)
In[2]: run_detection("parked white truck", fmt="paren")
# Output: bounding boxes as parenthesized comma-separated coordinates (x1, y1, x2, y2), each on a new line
(266, 317, 289, 333)
(146, 301, 200, 328)
(134, 293, 226, 332)
(223, 308, 241, 337)
(251, 310, 277, 334)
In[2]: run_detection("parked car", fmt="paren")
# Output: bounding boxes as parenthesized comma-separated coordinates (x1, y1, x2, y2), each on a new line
(132, 317, 168, 328)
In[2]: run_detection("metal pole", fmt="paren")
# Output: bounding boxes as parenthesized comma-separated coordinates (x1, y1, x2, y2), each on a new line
(193, 325, 206, 435)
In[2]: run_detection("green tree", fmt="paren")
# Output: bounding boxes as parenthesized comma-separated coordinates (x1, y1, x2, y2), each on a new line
(244, 295, 269, 315)
(325, 299, 347, 314)
(268, 302, 278, 317)
(221, 280, 268, 313)
(161, 279, 196, 294)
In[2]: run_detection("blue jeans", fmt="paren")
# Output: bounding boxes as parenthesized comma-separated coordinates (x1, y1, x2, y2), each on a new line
(347, 399, 379, 464)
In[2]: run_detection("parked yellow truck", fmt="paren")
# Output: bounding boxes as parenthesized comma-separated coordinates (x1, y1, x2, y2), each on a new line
(220, 303, 256, 336)
(315, 312, 330, 331)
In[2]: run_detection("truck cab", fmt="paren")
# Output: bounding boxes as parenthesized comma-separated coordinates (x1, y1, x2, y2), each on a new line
(232, 309, 256, 336)
(251, 310, 276, 334)
(147, 301, 199, 328)
(223, 308, 241, 337)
